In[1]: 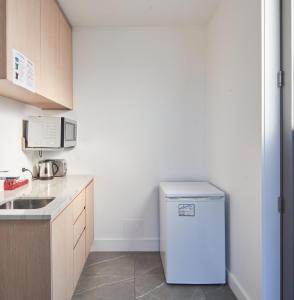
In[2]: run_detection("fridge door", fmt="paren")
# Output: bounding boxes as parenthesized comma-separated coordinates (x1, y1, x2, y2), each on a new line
(165, 197, 226, 284)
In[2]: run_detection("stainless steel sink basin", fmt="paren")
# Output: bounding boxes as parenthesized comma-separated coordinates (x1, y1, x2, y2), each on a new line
(0, 197, 55, 209)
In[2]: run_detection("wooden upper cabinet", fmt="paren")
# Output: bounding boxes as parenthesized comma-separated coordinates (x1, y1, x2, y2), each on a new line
(40, 0, 73, 108)
(0, 0, 73, 110)
(6, 0, 41, 87)
(59, 11, 73, 109)
(40, 0, 60, 102)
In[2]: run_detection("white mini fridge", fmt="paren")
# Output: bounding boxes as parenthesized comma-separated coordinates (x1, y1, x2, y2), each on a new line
(159, 182, 226, 284)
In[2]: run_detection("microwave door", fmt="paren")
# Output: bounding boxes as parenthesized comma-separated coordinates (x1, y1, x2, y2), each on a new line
(27, 117, 61, 148)
(63, 119, 77, 148)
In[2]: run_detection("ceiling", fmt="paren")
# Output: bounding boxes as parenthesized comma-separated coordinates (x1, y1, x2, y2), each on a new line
(57, 0, 220, 27)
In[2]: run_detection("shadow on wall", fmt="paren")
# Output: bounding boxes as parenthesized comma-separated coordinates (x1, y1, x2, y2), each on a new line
(224, 192, 231, 274)
(210, 182, 231, 274)
(143, 186, 160, 238)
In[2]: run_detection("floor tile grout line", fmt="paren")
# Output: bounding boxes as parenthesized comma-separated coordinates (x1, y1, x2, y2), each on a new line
(74, 276, 135, 295)
(86, 255, 128, 268)
(136, 282, 165, 299)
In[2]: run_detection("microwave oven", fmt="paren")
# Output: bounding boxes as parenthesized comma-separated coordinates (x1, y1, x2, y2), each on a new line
(26, 116, 77, 149)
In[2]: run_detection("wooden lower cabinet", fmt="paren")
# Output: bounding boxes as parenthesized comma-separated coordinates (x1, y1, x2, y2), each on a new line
(73, 230, 86, 288)
(52, 181, 94, 299)
(0, 180, 94, 300)
(73, 210, 86, 247)
(0, 221, 51, 300)
(51, 202, 74, 300)
(73, 189, 86, 222)
(86, 181, 94, 255)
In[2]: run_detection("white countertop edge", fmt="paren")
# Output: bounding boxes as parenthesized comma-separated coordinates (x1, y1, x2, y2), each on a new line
(0, 175, 94, 221)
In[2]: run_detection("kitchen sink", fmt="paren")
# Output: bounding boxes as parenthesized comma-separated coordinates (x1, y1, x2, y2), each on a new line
(0, 197, 55, 209)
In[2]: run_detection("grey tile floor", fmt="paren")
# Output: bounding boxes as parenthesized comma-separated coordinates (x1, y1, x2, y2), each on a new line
(72, 252, 237, 300)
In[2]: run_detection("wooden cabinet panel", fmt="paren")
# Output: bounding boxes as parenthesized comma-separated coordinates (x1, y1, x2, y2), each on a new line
(40, 0, 60, 101)
(40, 0, 73, 107)
(6, 0, 41, 88)
(0, 0, 73, 109)
(0, 180, 94, 299)
(0, 221, 51, 300)
(73, 190, 86, 222)
(86, 181, 94, 255)
(51, 204, 74, 300)
(74, 230, 86, 289)
(59, 12, 73, 109)
(74, 209, 86, 247)
(0, 0, 7, 79)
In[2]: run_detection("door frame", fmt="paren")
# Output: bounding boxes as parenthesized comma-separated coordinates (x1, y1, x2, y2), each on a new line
(281, 0, 294, 299)
(262, 0, 282, 299)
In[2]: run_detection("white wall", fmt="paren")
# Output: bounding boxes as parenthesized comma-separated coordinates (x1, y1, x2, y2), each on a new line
(0, 97, 40, 176)
(48, 26, 208, 250)
(206, 1, 262, 299)
(0, 26, 208, 252)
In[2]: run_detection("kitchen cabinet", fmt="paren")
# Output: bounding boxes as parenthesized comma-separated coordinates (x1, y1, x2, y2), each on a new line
(51, 182, 94, 299)
(74, 230, 86, 288)
(86, 181, 94, 255)
(40, 0, 60, 103)
(0, 221, 51, 300)
(5, 0, 41, 88)
(59, 10, 73, 109)
(51, 202, 74, 300)
(0, 180, 94, 300)
(0, 0, 73, 109)
(74, 210, 86, 246)
(73, 189, 86, 221)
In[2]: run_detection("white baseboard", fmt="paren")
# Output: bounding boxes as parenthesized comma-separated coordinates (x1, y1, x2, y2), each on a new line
(91, 238, 160, 252)
(227, 271, 252, 300)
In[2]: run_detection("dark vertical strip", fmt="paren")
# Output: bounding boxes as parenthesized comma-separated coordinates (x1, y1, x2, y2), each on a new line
(280, 1, 284, 299)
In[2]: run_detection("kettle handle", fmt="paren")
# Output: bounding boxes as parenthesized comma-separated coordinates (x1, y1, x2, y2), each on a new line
(52, 162, 59, 176)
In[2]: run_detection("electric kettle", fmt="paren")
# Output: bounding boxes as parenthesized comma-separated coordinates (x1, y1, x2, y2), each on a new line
(38, 160, 59, 180)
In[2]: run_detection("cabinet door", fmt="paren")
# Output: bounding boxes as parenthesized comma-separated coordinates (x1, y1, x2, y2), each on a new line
(85, 181, 94, 256)
(74, 230, 86, 288)
(40, 0, 59, 101)
(51, 204, 74, 300)
(6, 0, 41, 88)
(59, 12, 73, 109)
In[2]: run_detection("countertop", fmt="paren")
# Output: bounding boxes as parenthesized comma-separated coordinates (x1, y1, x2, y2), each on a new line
(0, 175, 93, 221)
